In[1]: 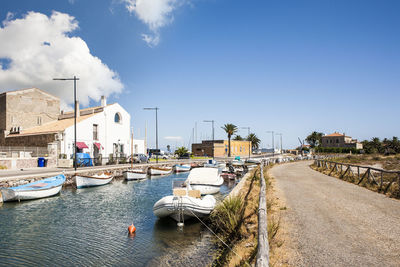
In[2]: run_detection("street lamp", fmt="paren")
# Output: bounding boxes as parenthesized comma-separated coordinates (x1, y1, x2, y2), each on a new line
(53, 76, 79, 171)
(240, 127, 251, 159)
(203, 120, 215, 158)
(276, 133, 283, 154)
(144, 107, 159, 163)
(266, 131, 274, 157)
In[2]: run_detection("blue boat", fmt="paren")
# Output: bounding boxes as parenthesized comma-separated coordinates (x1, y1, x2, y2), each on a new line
(0, 174, 66, 202)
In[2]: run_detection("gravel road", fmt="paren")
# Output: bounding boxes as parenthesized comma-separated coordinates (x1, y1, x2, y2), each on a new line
(270, 161, 400, 267)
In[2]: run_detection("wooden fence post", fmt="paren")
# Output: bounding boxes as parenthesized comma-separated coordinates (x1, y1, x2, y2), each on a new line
(256, 163, 269, 267)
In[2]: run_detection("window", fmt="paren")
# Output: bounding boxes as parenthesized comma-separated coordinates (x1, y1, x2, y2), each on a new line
(93, 124, 98, 140)
(114, 113, 121, 123)
(336, 139, 339, 143)
(37, 116, 42, 125)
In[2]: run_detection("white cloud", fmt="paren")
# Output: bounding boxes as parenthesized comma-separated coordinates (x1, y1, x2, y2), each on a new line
(0, 11, 123, 108)
(164, 136, 182, 140)
(123, 0, 185, 46)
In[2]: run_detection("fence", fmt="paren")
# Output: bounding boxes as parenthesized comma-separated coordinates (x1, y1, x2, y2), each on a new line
(0, 146, 50, 158)
(315, 159, 400, 196)
(256, 162, 269, 267)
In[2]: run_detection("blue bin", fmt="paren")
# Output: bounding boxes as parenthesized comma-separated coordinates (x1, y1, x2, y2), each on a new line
(38, 157, 45, 167)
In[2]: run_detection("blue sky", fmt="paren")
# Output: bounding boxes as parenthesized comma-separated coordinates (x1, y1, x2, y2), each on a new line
(0, 0, 399, 150)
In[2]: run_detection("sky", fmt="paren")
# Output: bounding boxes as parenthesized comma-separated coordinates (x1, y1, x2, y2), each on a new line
(0, 0, 399, 150)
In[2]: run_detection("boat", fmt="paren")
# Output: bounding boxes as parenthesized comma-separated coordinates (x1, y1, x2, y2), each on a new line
(185, 168, 224, 195)
(75, 172, 113, 188)
(203, 159, 219, 168)
(148, 166, 173, 176)
(153, 179, 216, 221)
(123, 168, 147, 180)
(0, 174, 65, 202)
(174, 164, 191, 173)
(220, 172, 236, 180)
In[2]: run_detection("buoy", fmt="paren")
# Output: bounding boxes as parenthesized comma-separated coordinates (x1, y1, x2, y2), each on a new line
(128, 223, 136, 234)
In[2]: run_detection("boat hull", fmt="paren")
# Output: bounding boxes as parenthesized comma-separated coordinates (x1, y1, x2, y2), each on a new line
(123, 170, 147, 180)
(75, 174, 113, 188)
(1, 185, 63, 202)
(149, 167, 172, 176)
(174, 165, 191, 172)
(153, 195, 216, 221)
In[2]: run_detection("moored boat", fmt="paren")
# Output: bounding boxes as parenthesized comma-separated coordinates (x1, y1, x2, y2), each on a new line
(185, 168, 224, 195)
(148, 166, 173, 176)
(123, 168, 147, 180)
(153, 179, 216, 221)
(174, 164, 191, 173)
(75, 172, 113, 188)
(0, 174, 66, 202)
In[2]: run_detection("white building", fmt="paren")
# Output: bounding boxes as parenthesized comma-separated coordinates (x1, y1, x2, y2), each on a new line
(10, 96, 144, 161)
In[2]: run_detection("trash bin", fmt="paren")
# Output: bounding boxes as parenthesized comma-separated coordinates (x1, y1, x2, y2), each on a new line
(38, 157, 45, 167)
(44, 159, 48, 167)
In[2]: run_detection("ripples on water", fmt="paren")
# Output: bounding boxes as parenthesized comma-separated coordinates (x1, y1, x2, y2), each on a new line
(0, 172, 236, 266)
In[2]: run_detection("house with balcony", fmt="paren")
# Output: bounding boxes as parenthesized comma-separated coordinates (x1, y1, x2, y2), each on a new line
(321, 132, 363, 149)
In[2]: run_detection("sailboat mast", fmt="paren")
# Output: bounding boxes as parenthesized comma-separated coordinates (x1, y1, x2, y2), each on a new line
(131, 127, 133, 169)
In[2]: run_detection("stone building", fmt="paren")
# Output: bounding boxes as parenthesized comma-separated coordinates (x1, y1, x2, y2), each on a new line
(321, 132, 363, 149)
(0, 88, 60, 145)
(192, 140, 252, 157)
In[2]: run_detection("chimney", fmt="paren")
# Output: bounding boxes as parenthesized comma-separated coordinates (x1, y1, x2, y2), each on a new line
(76, 101, 80, 118)
(101, 96, 107, 107)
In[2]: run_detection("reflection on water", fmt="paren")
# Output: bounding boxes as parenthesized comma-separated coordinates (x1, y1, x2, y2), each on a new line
(0, 172, 236, 266)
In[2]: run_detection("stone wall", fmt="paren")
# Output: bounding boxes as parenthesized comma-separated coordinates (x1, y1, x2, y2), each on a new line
(0, 157, 56, 170)
(5, 133, 56, 147)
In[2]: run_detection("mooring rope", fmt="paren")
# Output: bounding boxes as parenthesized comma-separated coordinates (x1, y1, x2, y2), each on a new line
(187, 207, 251, 266)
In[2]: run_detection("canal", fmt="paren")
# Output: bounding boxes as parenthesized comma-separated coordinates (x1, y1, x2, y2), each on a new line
(0, 172, 235, 266)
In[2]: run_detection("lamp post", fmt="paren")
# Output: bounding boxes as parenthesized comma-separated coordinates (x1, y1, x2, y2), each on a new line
(53, 76, 79, 171)
(144, 107, 159, 163)
(240, 127, 251, 159)
(266, 131, 274, 158)
(203, 120, 214, 158)
(276, 133, 283, 154)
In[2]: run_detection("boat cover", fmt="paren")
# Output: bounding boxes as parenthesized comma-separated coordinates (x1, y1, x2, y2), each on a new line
(8, 174, 66, 191)
(186, 168, 220, 185)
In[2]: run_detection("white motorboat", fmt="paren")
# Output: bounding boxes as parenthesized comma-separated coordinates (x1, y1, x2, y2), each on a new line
(174, 164, 191, 172)
(185, 168, 224, 195)
(153, 181, 216, 221)
(75, 172, 113, 188)
(0, 174, 65, 202)
(123, 168, 147, 180)
(148, 166, 173, 176)
(204, 159, 219, 168)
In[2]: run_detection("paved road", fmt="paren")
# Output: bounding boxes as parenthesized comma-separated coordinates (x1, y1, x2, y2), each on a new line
(270, 161, 400, 267)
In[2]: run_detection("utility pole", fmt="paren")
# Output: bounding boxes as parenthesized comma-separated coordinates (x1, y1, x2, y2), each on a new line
(144, 107, 159, 163)
(267, 131, 274, 158)
(53, 76, 79, 172)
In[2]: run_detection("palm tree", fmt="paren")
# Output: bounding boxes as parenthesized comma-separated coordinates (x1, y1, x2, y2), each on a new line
(233, 135, 243, 141)
(175, 146, 188, 157)
(247, 133, 261, 152)
(222, 123, 238, 157)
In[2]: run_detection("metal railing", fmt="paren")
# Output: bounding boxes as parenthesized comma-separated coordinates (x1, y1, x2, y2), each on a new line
(0, 146, 50, 158)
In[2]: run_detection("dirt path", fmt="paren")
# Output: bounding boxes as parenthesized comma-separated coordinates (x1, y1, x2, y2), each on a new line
(270, 161, 400, 267)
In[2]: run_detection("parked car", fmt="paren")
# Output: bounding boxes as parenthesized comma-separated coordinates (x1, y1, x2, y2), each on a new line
(129, 154, 149, 163)
(178, 153, 190, 159)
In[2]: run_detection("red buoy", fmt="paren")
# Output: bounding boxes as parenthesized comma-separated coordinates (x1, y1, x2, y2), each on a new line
(128, 223, 136, 235)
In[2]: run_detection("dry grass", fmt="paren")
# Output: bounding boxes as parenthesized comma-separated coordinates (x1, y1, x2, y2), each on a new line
(333, 154, 400, 171)
(209, 167, 292, 266)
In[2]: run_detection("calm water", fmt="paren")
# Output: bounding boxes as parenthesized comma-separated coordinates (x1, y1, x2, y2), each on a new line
(0, 172, 235, 266)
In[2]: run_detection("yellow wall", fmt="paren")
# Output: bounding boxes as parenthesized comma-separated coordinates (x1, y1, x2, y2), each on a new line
(214, 140, 251, 157)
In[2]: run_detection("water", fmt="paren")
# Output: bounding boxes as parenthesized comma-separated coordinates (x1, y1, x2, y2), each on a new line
(0, 172, 235, 266)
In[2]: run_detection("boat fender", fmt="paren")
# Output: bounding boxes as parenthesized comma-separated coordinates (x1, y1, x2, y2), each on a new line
(128, 223, 136, 234)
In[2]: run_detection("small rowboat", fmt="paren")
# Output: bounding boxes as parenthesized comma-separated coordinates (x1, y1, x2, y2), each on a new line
(123, 168, 147, 180)
(75, 172, 113, 188)
(0, 174, 65, 202)
(174, 164, 191, 173)
(148, 166, 172, 176)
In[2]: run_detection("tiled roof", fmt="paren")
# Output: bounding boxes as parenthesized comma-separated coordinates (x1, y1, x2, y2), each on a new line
(324, 133, 344, 137)
(7, 113, 96, 137)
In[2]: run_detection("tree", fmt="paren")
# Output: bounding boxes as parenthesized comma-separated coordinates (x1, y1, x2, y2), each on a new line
(246, 133, 261, 152)
(222, 123, 238, 157)
(175, 146, 188, 157)
(233, 135, 243, 141)
(305, 131, 323, 148)
(166, 145, 171, 152)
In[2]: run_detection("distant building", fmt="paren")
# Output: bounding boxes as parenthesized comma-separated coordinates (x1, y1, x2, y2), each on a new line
(192, 140, 251, 157)
(1, 88, 141, 160)
(321, 132, 363, 149)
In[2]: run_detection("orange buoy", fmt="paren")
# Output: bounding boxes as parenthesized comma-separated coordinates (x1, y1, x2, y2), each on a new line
(128, 223, 136, 235)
